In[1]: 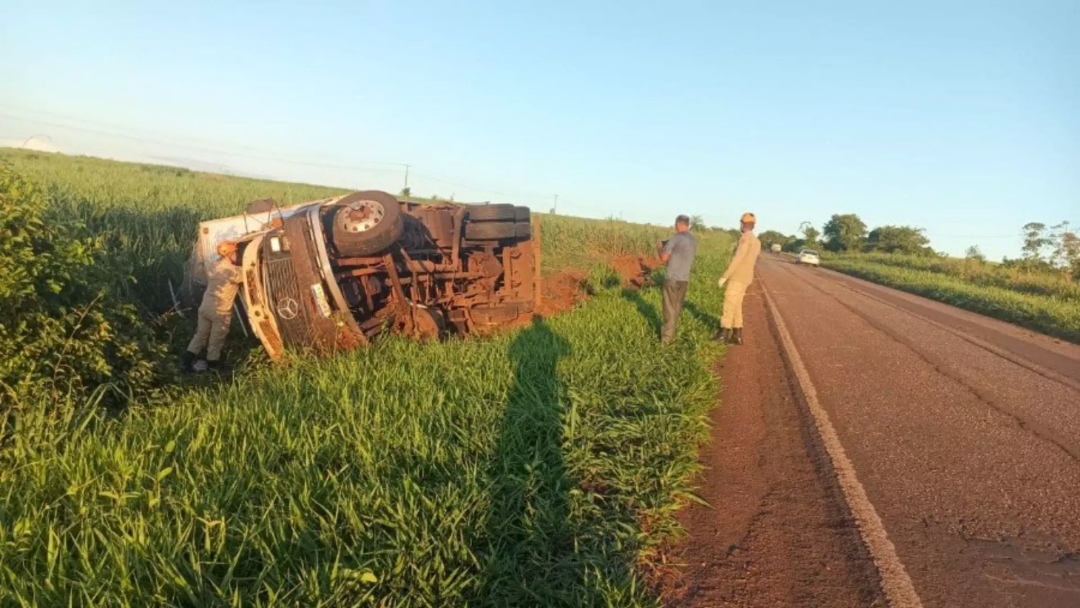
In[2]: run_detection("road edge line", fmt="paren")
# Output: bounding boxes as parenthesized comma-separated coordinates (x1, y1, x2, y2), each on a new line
(760, 279, 925, 608)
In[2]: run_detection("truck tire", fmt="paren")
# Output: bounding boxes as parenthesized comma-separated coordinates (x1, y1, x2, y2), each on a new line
(465, 204, 516, 222)
(464, 220, 517, 240)
(514, 222, 531, 239)
(330, 191, 405, 257)
(514, 206, 530, 222)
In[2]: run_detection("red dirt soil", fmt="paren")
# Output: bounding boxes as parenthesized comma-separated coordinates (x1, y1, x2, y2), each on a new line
(666, 282, 884, 607)
(535, 254, 661, 318)
(612, 255, 663, 290)
(537, 270, 590, 316)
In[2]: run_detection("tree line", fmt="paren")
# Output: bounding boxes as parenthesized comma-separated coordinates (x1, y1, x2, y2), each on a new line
(755, 214, 933, 257)
(754, 214, 1080, 278)
(1007, 221, 1080, 277)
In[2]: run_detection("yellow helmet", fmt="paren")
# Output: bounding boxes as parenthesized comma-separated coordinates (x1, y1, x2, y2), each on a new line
(740, 212, 756, 224)
(216, 240, 238, 257)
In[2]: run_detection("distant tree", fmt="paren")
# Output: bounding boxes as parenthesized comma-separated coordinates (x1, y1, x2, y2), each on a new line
(822, 214, 868, 252)
(1050, 221, 1073, 261)
(690, 215, 707, 231)
(865, 225, 931, 255)
(1063, 233, 1080, 280)
(758, 230, 793, 248)
(399, 186, 412, 197)
(965, 245, 986, 262)
(1049, 221, 1080, 279)
(798, 221, 820, 247)
(1021, 222, 1051, 263)
(782, 238, 806, 253)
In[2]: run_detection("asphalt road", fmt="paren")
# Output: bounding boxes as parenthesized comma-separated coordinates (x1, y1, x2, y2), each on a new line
(757, 254, 1080, 608)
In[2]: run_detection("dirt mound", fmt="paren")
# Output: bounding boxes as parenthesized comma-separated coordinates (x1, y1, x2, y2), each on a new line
(502, 255, 662, 327)
(537, 270, 589, 317)
(534, 256, 662, 319)
(611, 255, 662, 290)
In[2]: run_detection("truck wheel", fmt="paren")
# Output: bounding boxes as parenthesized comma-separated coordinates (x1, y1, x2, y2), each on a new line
(464, 220, 517, 240)
(465, 204, 516, 222)
(514, 222, 531, 239)
(330, 191, 405, 256)
(514, 206, 530, 222)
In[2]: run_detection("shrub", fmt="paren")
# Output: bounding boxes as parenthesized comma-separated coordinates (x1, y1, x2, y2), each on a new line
(0, 165, 167, 411)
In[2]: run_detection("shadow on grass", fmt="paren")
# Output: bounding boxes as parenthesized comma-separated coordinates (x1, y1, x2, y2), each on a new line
(621, 288, 662, 335)
(475, 316, 637, 604)
(621, 286, 718, 341)
(683, 301, 719, 334)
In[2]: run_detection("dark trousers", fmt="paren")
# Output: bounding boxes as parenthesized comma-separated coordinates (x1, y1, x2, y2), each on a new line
(661, 279, 689, 344)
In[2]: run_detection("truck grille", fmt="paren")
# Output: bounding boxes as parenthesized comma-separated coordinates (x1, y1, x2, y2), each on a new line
(264, 255, 314, 348)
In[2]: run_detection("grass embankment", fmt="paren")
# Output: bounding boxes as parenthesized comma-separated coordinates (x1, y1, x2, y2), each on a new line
(1, 149, 733, 606)
(823, 253, 1080, 343)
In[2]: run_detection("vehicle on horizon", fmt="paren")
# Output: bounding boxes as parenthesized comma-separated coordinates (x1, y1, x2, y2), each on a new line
(795, 249, 820, 266)
(181, 191, 540, 360)
(770, 243, 782, 253)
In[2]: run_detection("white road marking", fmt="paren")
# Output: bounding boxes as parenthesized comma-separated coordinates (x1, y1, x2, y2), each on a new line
(761, 280, 925, 608)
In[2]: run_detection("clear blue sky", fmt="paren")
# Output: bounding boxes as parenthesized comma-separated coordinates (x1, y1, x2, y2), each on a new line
(2, 0, 1077, 260)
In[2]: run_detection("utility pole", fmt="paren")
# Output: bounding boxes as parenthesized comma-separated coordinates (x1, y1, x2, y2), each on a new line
(553, 194, 558, 215)
(403, 164, 411, 194)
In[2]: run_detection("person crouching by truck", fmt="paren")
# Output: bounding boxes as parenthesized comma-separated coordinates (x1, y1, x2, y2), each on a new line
(181, 240, 243, 373)
(716, 212, 761, 345)
(656, 214, 698, 345)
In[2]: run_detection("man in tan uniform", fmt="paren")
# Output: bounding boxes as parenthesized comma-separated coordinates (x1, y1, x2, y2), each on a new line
(182, 240, 243, 372)
(717, 212, 761, 345)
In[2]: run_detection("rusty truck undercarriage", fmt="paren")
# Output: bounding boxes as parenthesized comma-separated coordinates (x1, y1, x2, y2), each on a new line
(185, 191, 540, 360)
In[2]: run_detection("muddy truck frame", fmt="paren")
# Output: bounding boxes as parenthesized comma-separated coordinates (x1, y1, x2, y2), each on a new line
(182, 191, 540, 360)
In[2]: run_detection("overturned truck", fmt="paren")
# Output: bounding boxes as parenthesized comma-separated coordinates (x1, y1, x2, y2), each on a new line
(184, 191, 540, 360)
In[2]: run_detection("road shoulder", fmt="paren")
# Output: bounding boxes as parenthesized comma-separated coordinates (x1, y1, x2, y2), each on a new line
(670, 280, 883, 607)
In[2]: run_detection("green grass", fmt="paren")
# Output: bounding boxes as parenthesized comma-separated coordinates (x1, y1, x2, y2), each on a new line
(537, 214, 672, 275)
(823, 255, 1080, 343)
(0, 149, 674, 305)
(825, 252, 1080, 301)
(0, 148, 734, 606)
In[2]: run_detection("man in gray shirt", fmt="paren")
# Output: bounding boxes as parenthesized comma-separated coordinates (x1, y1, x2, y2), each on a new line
(656, 214, 697, 344)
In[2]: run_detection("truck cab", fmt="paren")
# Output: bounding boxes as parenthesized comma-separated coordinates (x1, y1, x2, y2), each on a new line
(184, 191, 539, 360)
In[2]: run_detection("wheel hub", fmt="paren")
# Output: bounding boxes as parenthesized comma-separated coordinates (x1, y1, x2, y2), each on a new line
(339, 200, 385, 233)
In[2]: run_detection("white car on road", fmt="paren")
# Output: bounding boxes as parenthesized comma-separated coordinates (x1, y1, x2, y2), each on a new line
(795, 249, 820, 266)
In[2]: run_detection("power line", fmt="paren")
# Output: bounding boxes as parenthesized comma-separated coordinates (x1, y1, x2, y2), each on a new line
(0, 105, 605, 211)
(0, 104, 408, 167)
(409, 170, 554, 202)
(0, 108, 577, 206)
(0, 112, 408, 174)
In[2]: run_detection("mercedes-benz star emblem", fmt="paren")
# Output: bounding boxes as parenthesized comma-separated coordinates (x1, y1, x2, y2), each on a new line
(276, 297, 299, 320)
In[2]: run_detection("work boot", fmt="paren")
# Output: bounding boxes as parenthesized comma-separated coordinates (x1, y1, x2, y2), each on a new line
(716, 328, 733, 343)
(732, 328, 744, 345)
(180, 351, 197, 373)
(206, 359, 223, 371)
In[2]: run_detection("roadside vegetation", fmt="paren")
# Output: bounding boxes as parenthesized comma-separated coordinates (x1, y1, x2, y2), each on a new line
(822, 255, 1080, 343)
(760, 211, 1080, 343)
(0, 148, 733, 606)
